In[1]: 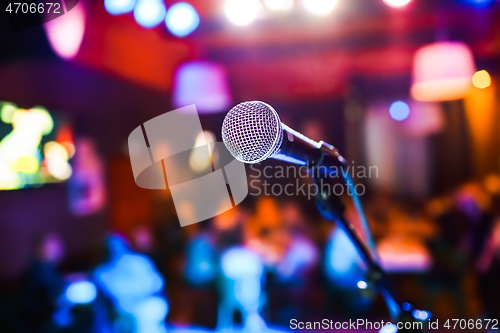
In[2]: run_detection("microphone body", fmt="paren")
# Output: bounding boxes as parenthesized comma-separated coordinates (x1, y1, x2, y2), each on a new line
(273, 124, 346, 168)
(221, 101, 404, 321)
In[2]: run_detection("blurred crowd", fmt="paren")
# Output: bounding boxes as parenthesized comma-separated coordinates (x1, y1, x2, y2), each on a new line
(1, 173, 500, 332)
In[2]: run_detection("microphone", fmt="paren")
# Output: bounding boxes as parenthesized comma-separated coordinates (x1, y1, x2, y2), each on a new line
(221, 101, 346, 168)
(221, 102, 403, 319)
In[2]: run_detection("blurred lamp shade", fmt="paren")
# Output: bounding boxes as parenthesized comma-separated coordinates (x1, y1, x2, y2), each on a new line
(172, 61, 232, 114)
(411, 42, 476, 102)
(44, 4, 85, 60)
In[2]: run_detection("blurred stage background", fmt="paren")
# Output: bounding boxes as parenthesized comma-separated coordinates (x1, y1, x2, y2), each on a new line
(1, 0, 500, 331)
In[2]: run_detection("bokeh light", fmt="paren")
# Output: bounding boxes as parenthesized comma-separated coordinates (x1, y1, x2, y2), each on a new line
(472, 70, 491, 89)
(189, 131, 216, 172)
(0, 164, 21, 190)
(29, 107, 54, 135)
(132, 296, 169, 332)
(302, 0, 338, 15)
(221, 247, 263, 280)
(94, 236, 167, 332)
(1, 107, 54, 189)
(14, 155, 39, 174)
(383, 0, 411, 8)
(47, 160, 72, 180)
(0, 103, 75, 191)
(44, 3, 85, 60)
(185, 238, 216, 285)
(44, 141, 69, 161)
(378, 324, 398, 333)
(324, 227, 364, 289)
(66, 281, 98, 304)
(461, 0, 496, 7)
(0, 103, 17, 124)
(389, 101, 410, 121)
(44, 141, 72, 180)
(412, 309, 430, 320)
(134, 0, 167, 28)
(402, 302, 411, 311)
(105, 0, 136, 15)
(165, 2, 200, 37)
(484, 174, 500, 194)
(97, 254, 164, 300)
(265, 0, 294, 11)
(357, 280, 368, 289)
(225, 0, 260, 26)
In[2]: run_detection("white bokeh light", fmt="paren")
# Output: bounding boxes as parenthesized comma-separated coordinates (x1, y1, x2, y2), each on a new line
(265, 0, 294, 11)
(165, 2, 200, 37)
(225, 0, 260, 26)
(134, 0, 167, 28)
(383, 0, 411, 8)
(302, 0, 337, 15)
(357, 280, 368, 289)
(105, 0, 136, 15)
(66, 281, 97, 304)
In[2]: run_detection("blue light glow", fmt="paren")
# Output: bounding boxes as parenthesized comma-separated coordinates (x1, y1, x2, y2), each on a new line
(133, 296, 169, 333)
(134, 0, 167, 28)
(97, 254, 163, 300)
(378, 323, 398, 333)
(402, 302, 411, 311)
(65, 281, 97, 304)
(413, 309, 430, 320)
(105, 0, 136, 15)
(461, 0, 495, 7)
(185, 237, 216, 285)
(165, 3, 200, 37)
(324, 227, 364, 287)
(221, 247, 263, 280)
(94, 236, 168, 333)
(389, 101, 410, 121)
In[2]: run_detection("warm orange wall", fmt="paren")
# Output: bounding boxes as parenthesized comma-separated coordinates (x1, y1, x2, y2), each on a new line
(464, 81, 499, 178)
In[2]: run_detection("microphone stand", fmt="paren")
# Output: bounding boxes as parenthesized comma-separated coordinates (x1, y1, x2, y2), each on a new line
(309, 142, 421, 331)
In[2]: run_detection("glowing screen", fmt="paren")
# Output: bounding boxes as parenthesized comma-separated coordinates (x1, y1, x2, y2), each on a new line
(0, 101, 75, 190)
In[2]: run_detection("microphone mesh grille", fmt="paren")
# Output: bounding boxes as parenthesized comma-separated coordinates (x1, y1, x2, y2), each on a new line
(222, 101, 283, 163)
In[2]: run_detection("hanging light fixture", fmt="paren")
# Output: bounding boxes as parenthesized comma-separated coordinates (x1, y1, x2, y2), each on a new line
(172, 61, 232, 114)
(411, 42, 476, 102)
(44, 3, 86, 60)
